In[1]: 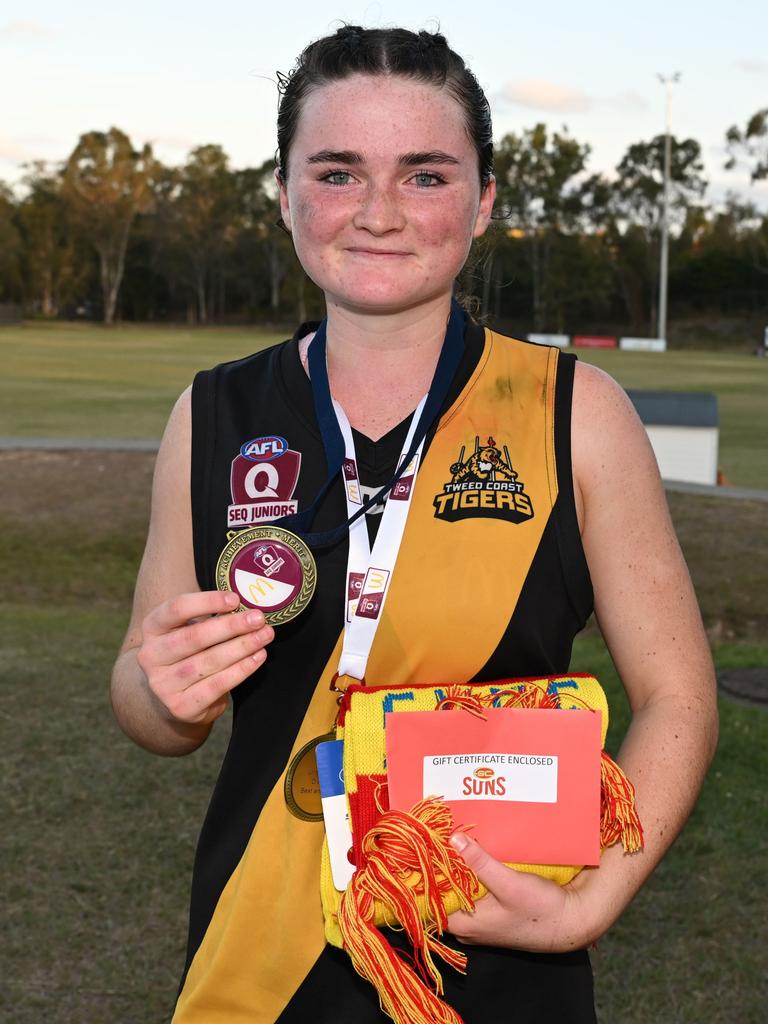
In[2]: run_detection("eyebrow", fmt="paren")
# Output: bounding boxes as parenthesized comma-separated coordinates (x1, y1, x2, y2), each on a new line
(399, 151, 460, 167)
(306, 150, 363, 165)
(306, 149, 461, 167)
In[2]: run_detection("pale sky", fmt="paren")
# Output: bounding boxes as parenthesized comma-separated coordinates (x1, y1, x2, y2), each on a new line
(2, 0, 768, 209)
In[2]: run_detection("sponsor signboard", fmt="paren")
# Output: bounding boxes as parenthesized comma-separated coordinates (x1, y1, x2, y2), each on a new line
(527, 333, 569, 349)
(572, 335, 618, 349)
(620, 337, 667, 352)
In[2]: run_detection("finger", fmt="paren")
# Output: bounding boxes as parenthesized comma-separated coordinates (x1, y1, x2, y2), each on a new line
(166, 647, 269, 723)
(143, 591, 240, 637)
(449, 832, 519, 896)
(152, 607, 268, 665)
(159, 626, 274, 695)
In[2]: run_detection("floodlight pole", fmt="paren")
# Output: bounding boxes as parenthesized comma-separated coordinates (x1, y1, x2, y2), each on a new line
(657, 73, 680, 342)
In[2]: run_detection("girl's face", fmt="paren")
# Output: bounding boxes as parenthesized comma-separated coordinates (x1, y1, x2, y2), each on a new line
(279, 74, 495, 316)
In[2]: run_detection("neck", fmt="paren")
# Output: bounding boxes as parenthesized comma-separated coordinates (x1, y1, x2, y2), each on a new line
(324, 294, 453, 369)
(323, 297, 453, 439)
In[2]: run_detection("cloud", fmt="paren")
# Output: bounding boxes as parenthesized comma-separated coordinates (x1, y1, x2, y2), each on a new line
(0, 135, 31, 161)
(495, 81, 649, 117)
(496, 79, 592, 114)
(0, 19, 51, 36)
(734, 59, 768, 75)
(611, 91, 649, 113)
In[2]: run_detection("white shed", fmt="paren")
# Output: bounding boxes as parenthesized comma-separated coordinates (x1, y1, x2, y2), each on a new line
(626, 390, 719, 486)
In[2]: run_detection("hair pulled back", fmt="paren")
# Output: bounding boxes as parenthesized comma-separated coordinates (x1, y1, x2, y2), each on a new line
(276, 25, 493, 188)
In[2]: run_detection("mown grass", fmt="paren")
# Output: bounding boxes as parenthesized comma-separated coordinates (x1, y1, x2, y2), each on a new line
(576, 632, 768, 1024)
(1, 445, 766, 1022)
(1, 322, 767, 488)
(0, 322, 283, 440)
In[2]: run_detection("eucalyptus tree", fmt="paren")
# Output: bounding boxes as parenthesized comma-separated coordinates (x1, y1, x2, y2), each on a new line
(169, 144, 236, 323)
(16, 162, 86, 317)
(63, 128, 157, 323)
(494, 124, 590, 330)
(725, 108, 768, 182)
(602, 135, 707, 331)
(0, 183, 22, 303)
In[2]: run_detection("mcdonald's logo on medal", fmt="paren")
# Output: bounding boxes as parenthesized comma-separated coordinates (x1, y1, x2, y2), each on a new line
(216, 526, 316, 625)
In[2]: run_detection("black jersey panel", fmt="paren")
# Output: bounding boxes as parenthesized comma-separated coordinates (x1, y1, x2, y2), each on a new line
(551, 352, 593, 623)
(277, 941, 596, 1024)
(184, 339, 350, 976)
(471, 350, 593, 682)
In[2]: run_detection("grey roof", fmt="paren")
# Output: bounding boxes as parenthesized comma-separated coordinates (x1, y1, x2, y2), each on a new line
(626, 390, 719, 427)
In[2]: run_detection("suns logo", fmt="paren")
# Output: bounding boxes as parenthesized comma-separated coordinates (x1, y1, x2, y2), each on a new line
(462, 766, 507, 797)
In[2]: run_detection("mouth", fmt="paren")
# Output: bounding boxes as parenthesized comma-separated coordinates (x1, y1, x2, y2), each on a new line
(345, 247, 412, 258)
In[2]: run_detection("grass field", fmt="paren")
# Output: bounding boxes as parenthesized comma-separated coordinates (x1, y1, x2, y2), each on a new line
(1, 321, 767, 488)
(1, 449, 766, 1023)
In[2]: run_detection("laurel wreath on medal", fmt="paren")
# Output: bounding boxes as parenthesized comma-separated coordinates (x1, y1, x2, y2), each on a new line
(215, 525, 317, 625)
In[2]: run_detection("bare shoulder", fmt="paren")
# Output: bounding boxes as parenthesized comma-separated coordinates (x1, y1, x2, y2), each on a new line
(572, 360, 653, 464)
(570, 361, 661, 528)
(120, 387, 197, 652)
(157, 385, 193, 463)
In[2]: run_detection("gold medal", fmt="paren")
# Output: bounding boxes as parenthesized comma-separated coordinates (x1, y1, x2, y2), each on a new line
(284, 731, 335, 821)
(216, 526, 317, 626)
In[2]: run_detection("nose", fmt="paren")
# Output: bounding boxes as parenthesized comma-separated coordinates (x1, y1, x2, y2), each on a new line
(352, 182, 406, 235)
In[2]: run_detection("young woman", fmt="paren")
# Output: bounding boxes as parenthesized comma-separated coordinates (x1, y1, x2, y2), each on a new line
(111, 26, 718, 1024)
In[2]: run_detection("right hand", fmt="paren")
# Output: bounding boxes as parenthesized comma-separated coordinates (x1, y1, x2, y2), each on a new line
(137, 590, 274, 726)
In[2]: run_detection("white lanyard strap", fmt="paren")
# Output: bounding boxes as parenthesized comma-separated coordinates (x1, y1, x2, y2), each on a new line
(335, 395, 428, 680)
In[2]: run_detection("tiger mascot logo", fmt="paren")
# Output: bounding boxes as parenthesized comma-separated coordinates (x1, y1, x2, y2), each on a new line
(433, 436, 534, 523)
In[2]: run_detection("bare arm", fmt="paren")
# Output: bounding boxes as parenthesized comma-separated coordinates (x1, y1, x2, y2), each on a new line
(110, 388, 274, 756)
(447, 361, 718, 949)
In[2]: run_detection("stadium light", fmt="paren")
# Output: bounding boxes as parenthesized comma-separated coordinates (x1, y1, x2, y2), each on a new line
(657, 73, 681, 343)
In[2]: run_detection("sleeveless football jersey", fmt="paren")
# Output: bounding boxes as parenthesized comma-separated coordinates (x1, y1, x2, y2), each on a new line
(176, 314, 596, 1023)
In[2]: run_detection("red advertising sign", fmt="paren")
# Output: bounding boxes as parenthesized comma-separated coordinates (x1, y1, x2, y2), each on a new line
(572, 335, 618, 349)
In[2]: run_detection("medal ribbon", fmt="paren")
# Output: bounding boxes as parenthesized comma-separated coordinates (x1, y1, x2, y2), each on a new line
(335, 394, 428, 680)
(277, 299, 465, 549)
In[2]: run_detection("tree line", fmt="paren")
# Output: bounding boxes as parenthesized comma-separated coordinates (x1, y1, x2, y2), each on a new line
(0, 111, 766, 333)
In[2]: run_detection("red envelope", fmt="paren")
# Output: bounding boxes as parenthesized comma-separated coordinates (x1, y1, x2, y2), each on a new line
(385, 707, 602, 865)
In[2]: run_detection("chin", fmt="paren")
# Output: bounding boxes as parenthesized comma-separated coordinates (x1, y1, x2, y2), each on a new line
(331, 291, 446, 317)
(322, 277, 453, 316)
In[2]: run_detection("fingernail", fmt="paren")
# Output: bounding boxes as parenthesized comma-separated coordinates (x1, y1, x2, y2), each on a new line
(450, 832, 469, 852)
(246, 611, 265, 627)
(225, 592, 239, 607)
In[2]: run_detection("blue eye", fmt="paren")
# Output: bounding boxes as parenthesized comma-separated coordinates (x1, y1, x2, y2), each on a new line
(321, 170, 352, 185)
(412, 172, 445, 187)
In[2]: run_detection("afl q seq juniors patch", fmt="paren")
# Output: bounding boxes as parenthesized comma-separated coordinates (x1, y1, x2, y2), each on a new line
(227, 435, 302, 528)
(433, 435, 535, 523)
(216, 526, 317, 625)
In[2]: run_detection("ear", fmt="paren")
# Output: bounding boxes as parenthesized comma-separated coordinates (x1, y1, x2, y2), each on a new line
(276, 168, 292, 232)
(472, 175, 496, 239)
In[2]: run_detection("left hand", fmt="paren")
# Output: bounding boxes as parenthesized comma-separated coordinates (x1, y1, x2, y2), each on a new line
(446, 832, 592, 953)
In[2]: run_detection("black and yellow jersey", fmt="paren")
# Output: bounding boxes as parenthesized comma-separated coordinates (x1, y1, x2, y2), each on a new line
(177, 314, 596, 1023)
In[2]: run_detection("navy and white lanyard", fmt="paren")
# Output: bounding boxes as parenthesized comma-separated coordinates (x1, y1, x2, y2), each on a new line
(277, 300, 466, 678)
(334, 393, 427, 679)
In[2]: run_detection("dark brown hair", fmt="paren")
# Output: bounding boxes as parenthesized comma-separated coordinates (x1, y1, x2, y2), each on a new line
(276, 25, 493, 188)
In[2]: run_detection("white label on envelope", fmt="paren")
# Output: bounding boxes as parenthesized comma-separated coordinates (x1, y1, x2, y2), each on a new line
(422, 752, 558, 803)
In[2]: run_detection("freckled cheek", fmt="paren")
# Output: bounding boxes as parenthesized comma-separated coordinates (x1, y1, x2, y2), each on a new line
(410, 209, 477, 270)
(412, 201, 478, 246)
(292, 196, 350, 246)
